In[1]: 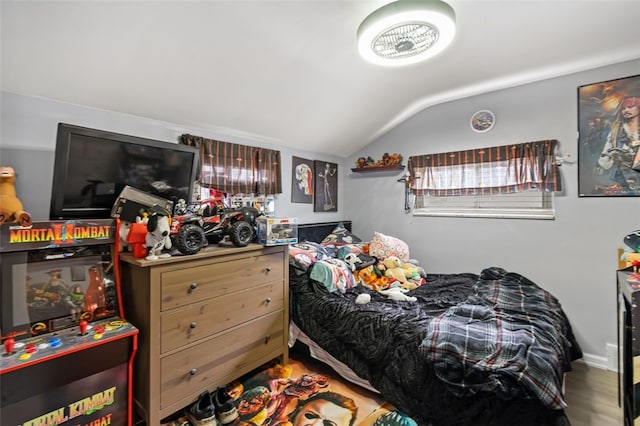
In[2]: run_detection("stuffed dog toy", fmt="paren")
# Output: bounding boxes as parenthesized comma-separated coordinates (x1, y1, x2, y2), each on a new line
(145, 212, 172, 260)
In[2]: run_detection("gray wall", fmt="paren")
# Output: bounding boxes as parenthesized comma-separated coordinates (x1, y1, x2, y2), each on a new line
(344, 58, 640, 366)
(0, 91, 347, 225)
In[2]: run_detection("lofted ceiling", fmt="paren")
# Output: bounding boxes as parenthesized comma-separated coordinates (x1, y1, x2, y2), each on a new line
(2, 0, 639, 158)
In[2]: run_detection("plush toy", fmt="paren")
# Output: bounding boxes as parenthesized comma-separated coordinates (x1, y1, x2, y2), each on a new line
(355, 294, 371, 305)
(380, 287, 417, 302)
(118, 221, 132, 252)
(353, 265, 390, 292)
(145, 212, 172, 260)
(401, 261, 424, 283)
(0, 166, 32, 227)
(406, 259, 427, 278)
(382, 256, 409, 284)
(343, 253, 362, 271)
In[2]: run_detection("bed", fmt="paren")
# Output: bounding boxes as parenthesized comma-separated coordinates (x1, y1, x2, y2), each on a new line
(287, 221, 582, 426)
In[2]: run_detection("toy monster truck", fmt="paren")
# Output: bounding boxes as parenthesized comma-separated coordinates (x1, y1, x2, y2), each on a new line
(170, 200, 262, 255)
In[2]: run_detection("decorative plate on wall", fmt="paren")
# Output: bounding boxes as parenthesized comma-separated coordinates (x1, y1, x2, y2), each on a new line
(470, 110, 495, 133)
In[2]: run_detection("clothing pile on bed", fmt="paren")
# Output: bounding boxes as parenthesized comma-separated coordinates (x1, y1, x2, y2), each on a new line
(287, 223, 581, 426)
(289, 223, 426, 295)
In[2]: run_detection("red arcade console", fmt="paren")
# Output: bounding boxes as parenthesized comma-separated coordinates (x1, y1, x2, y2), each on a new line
(0, 219, 138, 426)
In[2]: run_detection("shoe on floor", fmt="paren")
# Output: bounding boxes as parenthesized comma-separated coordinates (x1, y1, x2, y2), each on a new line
(185, 391, 219, 426)
(213, 386, 239, 425)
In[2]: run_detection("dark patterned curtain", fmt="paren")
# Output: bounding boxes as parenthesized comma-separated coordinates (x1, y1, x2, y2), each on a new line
(408, 140, 561, 196)
(180, 134, 282, 194)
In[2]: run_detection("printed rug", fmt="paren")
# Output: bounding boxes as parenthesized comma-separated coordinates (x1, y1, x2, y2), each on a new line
(162, 347, 418, 426)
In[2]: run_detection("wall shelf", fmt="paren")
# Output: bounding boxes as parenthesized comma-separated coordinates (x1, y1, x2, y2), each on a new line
(351, 165, 405, 173)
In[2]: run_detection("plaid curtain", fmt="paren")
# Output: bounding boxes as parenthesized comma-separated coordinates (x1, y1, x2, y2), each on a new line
(408, 140, 562, 196)
(180, 134, 282, 194)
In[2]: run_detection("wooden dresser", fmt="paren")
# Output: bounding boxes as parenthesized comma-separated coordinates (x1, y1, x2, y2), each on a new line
(119, 244, 288, 425)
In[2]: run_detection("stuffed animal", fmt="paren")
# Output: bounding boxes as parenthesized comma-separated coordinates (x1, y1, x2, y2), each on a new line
(145, 212, 172, 260)
(382, 256, 409, 284)
(343, 253, 362, 271)
(355, 293, 371, 304)
(380, 287, 417, 302)
(118, 221, 132, 252)
(401, 261, 422, 281)
(353, 265, 390, 292)
(0, 166, 32, 227)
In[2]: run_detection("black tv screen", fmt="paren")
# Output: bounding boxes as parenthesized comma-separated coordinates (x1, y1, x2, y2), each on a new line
(50, 123, 200, 220)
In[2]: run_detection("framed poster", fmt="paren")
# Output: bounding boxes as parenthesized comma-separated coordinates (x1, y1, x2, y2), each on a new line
(314, 160, 338, 212)
(578, 74, 640, 196)
(291, 156, 313, 203)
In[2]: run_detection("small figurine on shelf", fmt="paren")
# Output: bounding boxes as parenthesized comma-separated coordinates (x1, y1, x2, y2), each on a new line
(389, 153, 403, 165)
(378, 153, 391, 166)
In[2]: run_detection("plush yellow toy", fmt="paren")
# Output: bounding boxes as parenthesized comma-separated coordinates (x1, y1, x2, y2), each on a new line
(0, 166, 32, 227)
(383, 256, 409, 284)
(401, 261, 420, 280)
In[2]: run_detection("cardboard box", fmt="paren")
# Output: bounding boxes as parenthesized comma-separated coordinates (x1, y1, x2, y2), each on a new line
(257, 217, 298, 246)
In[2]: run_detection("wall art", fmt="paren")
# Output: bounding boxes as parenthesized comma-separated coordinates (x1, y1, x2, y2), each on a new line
(578, 74, 640, 196)
(291, 156, 313, 203)
(314, 160, 338, 212)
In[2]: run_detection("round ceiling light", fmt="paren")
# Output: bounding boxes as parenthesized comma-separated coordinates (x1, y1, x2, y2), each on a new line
(357, 0, 456, 66)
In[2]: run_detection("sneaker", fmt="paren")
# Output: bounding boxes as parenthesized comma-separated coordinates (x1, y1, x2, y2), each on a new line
(213, 386, 239, 425)
(185, 391, 219, 426)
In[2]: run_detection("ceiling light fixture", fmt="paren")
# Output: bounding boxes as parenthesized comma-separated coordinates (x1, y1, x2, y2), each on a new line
(357, 0, 456, 67)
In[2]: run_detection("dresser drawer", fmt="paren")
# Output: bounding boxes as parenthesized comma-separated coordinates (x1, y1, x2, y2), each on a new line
(161, 253, 284, 311)
(161, 281, 284, 353)
(160, 310, 285, 410)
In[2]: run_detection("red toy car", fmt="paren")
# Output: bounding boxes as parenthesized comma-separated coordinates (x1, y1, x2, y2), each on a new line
(170, 199, 262, 255)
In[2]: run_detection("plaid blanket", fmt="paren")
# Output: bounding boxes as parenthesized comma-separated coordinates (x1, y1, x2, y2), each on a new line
(420, 267, 573, 409)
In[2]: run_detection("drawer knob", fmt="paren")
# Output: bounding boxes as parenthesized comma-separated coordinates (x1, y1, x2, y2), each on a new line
(189, 282, 198, 291)
(265, 297, 272, 304)
(265, 267, 272, 273)
(190, 322, 197, 329)
(189, 368, 197, 376)
(264, 335, 271, 344)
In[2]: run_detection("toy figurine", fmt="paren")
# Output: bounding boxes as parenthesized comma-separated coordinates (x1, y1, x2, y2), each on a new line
(0, 166, 32, 227)
(145, 212, 172, 260)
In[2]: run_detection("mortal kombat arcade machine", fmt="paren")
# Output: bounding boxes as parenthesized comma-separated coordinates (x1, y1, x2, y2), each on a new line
(0, 219, 138, 426)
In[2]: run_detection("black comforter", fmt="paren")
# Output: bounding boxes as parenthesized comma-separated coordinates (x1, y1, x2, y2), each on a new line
(290, 267, 582, 426)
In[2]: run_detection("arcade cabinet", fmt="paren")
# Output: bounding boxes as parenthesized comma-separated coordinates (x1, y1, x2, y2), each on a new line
(0, 219, 138, 426)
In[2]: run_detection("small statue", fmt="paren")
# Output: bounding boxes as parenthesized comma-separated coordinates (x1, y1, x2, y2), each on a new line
(0, 166, 32, 226)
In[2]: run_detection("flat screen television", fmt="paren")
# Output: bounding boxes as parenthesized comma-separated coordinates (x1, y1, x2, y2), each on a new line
(50, 123, 200, 220)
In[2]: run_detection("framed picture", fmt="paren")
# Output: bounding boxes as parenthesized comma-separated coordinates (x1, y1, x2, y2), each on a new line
(314, 160, 338, 212)
(578, 74, 640, 196)
(470, 110, 495, 133)
(291, 156, 314, 203)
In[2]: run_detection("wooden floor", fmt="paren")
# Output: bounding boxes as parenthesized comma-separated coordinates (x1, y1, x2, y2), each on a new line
(564, 361, 623, 426)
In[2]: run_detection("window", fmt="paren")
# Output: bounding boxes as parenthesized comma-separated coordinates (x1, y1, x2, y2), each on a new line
(180, 134, 282, 194)
(414, 191, 555, 219)
(408, 140, 561, 219)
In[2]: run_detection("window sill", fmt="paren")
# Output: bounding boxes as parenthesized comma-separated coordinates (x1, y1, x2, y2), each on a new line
(412, 209, 555, 220)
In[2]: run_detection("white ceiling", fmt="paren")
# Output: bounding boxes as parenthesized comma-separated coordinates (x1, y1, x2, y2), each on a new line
(2, 0, 639, 158)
